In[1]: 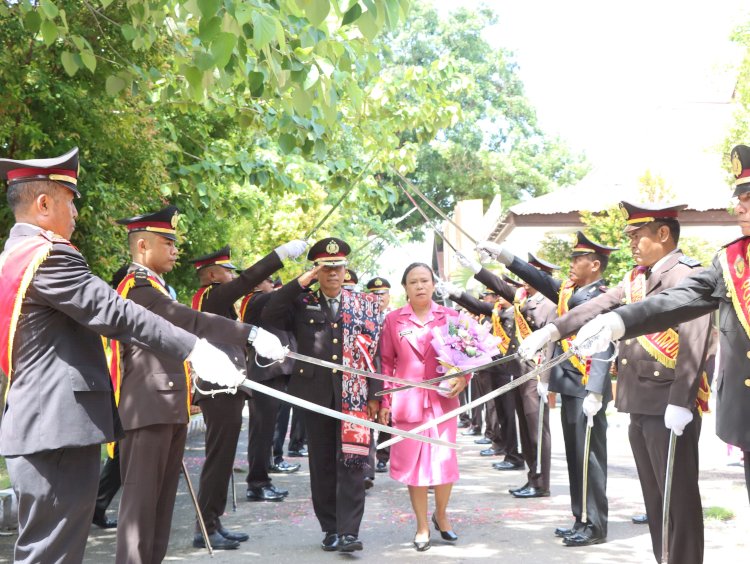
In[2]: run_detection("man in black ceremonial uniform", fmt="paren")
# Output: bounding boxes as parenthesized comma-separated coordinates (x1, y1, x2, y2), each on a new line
(0, 148, 246, 562)
(262, 238, 383, 553)
(477, 232, 616, 547)
(189, 241, 305, 546)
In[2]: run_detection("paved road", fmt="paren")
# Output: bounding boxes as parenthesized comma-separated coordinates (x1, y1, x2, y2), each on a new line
(0, 402, 747, 563)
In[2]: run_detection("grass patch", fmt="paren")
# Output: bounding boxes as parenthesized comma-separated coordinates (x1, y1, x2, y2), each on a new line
(704, 506, 735, 521)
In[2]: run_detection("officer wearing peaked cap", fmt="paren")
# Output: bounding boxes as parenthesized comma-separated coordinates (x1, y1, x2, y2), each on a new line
(528, 252, 561, 274)
(0, 148, 240, 562)
(111, 205, 287, 562)
(262, 237, 383, 553)
(474, 232, 617, 546)
(343, 268, 359, 291)
(188, 239, 306, 548)
(520, 201, 715, 563)
(572, 145, 750, 506)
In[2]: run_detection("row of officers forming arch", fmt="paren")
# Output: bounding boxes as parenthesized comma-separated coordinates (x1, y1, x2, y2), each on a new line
(0, 145, 749, 563)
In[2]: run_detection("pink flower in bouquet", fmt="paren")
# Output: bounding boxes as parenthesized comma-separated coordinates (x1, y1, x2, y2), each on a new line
(430, 312, 502, 373)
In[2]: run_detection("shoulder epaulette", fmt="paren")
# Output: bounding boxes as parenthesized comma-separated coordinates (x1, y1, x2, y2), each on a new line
(133, 268, 150, 287)
(678, 256, 701, 268)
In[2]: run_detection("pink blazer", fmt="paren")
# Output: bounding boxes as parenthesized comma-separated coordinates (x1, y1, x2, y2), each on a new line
(379, 302, 463, 424)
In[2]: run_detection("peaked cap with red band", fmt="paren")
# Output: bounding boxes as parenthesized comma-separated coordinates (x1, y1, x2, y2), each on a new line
(116, 205, 180, 241)
(570, 230, 618, 257)
(527, 252, 560, 273)
(619, 200, 687, 233)
(0, 147, 80, 197)
(731, 145, 750, 197)
(307, 237, 350, 266)
(189, 244, 238, 271)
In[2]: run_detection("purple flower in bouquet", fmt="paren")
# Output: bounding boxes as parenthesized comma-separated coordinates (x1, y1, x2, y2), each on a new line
(430, 312, 502, 373)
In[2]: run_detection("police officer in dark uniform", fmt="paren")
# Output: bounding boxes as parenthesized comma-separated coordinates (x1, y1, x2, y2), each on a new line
(574, 146, 750, 505)
(0, 149, 244, 562)
(113, 206, 286, 562)
(262, 238, 383, 553)
(521, 201, 715, 563)
(477, 232, 616, 547)
(343, 268, 358, 291)
(189, 241, 305, 546)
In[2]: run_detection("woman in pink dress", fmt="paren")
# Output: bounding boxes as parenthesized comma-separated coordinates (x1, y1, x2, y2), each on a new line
(378, 263, 468, 551)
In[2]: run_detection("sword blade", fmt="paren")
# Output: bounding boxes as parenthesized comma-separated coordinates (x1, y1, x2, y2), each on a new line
(581, 416, 593, 523)
(393, 168, 478, 245)
(398, 184, 461, 253)
(376, 353, 521, 396)
(238, 378, 457, 449)
(535, 383, 545, 475)
(182, 461, 213, 556)
(661, 430, 677, 563)
(378, 349, 575, 450)
(286, 351, 444, 392)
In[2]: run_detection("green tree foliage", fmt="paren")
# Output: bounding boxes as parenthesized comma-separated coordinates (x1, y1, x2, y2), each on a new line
(378, 1, 589, 232)
(727, 20, 750, 162)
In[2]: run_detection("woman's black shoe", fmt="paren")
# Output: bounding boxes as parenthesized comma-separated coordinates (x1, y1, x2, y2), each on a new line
(413, 535, 431, 552)
(432, 514, 458, 541)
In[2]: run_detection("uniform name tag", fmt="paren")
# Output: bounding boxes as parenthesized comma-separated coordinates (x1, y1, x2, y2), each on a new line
(399, 329, 413, 337)
(305, 304, 322, 310)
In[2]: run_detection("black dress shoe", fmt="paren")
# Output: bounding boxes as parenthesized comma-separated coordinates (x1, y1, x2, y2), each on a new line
(268, 460, 301, 473)
(321, 532, 339, 551)
(268, 484, 289, 497)
(480, 448, 502, 457)
(193, 532, 240, 550)
(217, 526, 249, 542)
(288, 448, 309, 457)
(554, 522, 584, 538)
(563, 529, 606, 547)
(508, 483, 529, 494)
(92, 513, 117, 529)
(413, 535, 431, 552)
(457, 419, 471, 428)
(493, 460, 523, 470)
(432, 514, 458, 541)
(338, 534, 363, 552)
(461, 427, 481, 436)
(246, 485, 285, 501)
(474, 437, 492, 445)
(375, 460, 388, 473)
(511, 486, 550, 498)
(631, 514, 648, 524)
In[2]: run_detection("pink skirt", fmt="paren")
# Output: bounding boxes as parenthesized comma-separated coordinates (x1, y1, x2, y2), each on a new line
(389, 402, 459, 487)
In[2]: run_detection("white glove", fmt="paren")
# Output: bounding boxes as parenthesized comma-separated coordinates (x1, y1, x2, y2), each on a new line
(572, 312, 625, 356)
(187, 338, 245, 387)
(275, 239, 308, 260)
(475, 241, 514, 265)
(250, 327, 287, 360)
(582, 392, 603, 418)
(664, 404, 693, 436)
(436, 279, 461, 298)
(519, 324, 561, 361)
(537, 379, 549, 404)
(455, 252, 481, 274)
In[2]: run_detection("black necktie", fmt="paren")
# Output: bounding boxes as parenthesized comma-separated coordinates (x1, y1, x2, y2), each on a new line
(329, 298, 339, 318)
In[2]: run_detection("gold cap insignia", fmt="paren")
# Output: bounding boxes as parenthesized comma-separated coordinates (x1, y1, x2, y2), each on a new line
(345, 271, 352, 280)
(326, 239, 339, 254)
(618, 202, 629, 220)
(732, 150, 744, 177)
(374, 278, 382, 286)
(171, 213, 180, 229)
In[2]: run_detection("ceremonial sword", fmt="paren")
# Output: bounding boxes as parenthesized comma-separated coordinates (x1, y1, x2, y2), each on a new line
(392, 168, 478, 245)
(377, 348, 578, 450)
(398, 183, 462, 254)
(661, 430, 678, 563)
(375, 353, 522, 395)
(581, 414, 594, 524)
(535, 378, 545, 475)
(182, 461, 213, 556)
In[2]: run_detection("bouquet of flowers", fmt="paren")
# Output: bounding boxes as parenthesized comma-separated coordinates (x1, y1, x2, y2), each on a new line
(430, 312, 502, 396)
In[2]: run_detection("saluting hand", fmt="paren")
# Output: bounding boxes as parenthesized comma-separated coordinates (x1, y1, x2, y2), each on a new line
(297, 264, 323, 288)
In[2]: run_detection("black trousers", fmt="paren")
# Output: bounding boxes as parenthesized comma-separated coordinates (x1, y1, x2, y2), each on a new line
(273, 400, 307, 459)
(247, 375, 286, 487)
(7, 445, 100, 563)
(514, 378, 551, 490)
(560, 394, 608, 537)
(304, 408, 366, 536)
(745, 451, 750, 504)
(195, 393, 245, 533)
(490, 372, 523, 464)
(95, 443, 121, 518)
(629, 413, 703, 564)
